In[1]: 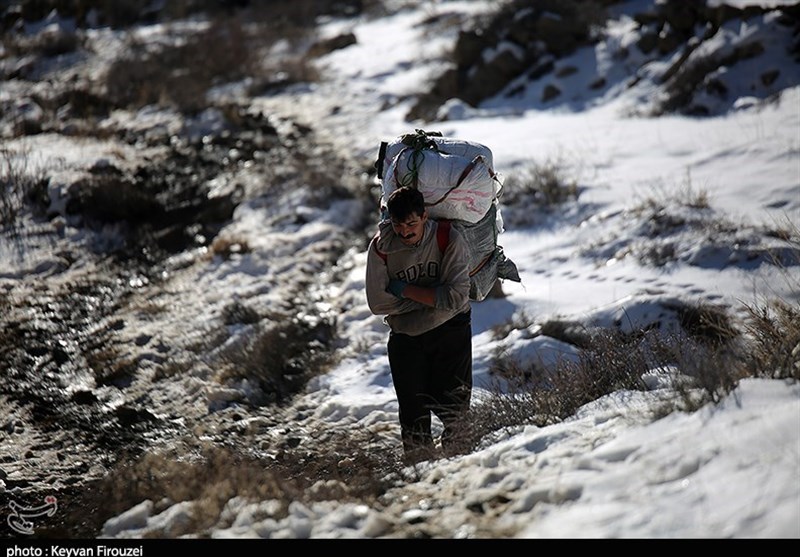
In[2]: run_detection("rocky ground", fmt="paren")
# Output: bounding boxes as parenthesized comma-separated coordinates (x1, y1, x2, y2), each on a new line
(0, 115, 379, 538)
(0, 4, 383, 534)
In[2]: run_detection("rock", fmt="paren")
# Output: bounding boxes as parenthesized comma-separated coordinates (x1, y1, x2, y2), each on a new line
(542, 84, 561, 102)
(71, 390, 97, 405)
(206, 386, 244, 404)
(102, 499, 153, 537)
(307, 32, 357, 57)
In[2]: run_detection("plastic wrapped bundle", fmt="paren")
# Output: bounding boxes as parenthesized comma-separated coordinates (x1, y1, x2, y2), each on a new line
(374, 129, 521, 301)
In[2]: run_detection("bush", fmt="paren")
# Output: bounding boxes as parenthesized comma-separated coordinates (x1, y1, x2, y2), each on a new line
(0, 146, 49, 235)
(502, 157, 580, 208)
(741, 299, 800, 380)
(215, 311, 337, 405)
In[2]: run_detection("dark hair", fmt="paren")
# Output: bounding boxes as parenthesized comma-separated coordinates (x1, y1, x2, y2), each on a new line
(386, 186, 425, 221)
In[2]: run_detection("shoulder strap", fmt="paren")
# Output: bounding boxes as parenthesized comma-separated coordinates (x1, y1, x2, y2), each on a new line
(372, 230, 387, 262)
(437, 219, 451, 254)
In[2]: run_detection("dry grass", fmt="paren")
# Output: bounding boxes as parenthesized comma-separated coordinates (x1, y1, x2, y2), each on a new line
(221, 300, 260, 326)
(740, 298, 800, 380)
(71, 428, 406, 537)
(502, 157, 580, 209)
(102, 3, 327, 114)
(489, 309, 537, 341)
(633, 170, 711, 214)
(207, 235, 251, 261)
(215, 312, 337, 405)
(87, 345, 137, 388)
(455, 292, 797, 448)
(85, 445, 299, 537)
(104, 17, 256, 113)
(0, 146, 50, 235)
(1, 18, 81, 57)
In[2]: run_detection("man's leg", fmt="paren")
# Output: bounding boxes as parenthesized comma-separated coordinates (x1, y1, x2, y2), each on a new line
(426, 310, 473, 453)
(388, 331, 435, 460)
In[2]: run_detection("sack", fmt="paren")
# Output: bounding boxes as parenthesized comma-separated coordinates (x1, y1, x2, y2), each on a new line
(377, 129, 500, 224)
(375, 129, 521, 301)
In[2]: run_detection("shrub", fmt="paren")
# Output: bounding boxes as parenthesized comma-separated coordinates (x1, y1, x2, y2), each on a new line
(215, 311, 337, 405)
(741, 298, 800, 380)
(502, 157, 580, 208)
(0, 146, 50, 236)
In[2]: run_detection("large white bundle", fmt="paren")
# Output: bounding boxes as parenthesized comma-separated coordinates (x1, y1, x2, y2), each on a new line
(374, 130, 521, 300)
(382, 149, 499, 223)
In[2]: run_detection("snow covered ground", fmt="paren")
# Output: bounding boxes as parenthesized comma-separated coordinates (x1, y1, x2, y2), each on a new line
(99, 0, 799, 539)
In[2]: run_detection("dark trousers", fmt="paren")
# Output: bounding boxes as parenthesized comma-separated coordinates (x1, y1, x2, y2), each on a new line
(388, 309, 472, 458)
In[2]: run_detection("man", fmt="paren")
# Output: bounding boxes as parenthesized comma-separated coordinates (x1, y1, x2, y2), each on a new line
(365, 186, 473, 462)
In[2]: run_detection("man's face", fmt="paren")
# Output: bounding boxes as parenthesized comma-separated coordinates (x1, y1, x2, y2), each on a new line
(391, 210, 428, 246)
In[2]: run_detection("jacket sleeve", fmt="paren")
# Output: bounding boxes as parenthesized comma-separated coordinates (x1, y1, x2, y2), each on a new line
(365, 239, 420, 316)
(434, 229, 471, 310)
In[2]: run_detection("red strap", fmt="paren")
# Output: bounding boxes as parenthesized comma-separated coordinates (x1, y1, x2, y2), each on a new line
(437, 220, 450, 254)
(373, 230, 387, 262)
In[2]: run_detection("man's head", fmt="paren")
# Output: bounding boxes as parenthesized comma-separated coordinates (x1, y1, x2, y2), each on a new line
(387, 186, 428, 246)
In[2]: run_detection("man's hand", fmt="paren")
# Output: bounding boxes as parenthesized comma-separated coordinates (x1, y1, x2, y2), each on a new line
(387, 279, 408, 298)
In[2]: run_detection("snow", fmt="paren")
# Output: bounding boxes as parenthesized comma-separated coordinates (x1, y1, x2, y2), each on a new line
(3, 0, 798, 540)
(114, 0, 799, 539)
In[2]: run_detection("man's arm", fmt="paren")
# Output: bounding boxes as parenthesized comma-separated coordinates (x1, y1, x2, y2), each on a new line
(365, 242, 419, 315)
(400, 283, 436, 306)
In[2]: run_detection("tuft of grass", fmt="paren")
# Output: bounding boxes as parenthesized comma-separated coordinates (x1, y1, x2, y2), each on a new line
(763, 214, 800, 278)
(221, 300, 260, 326)
(490, 309, 536, 341)
(764, 215, 800, 245)
(740, 298, 800, 380)
(87, 345, 137, 388)
(634, 169, 710, 214)
(207, 235, 251, 261)
(502, 157, 580, 208)
(0, 146, 50, 235)
(663, 300, 738, 347)
(539, 318, 594, 349)
(152, 357, 194, 382)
